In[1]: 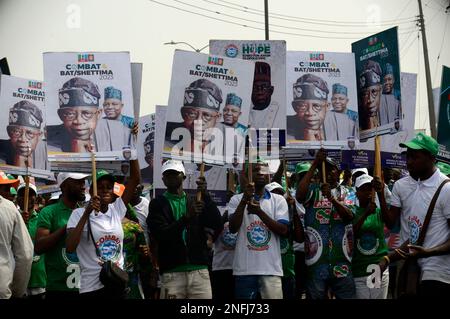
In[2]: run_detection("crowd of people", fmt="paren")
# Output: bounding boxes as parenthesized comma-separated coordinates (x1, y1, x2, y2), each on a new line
(1, 131, 450, 300)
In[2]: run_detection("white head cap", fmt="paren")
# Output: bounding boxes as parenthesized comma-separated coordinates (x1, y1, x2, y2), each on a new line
(355, 174, 373, 189)
(351, 168, 369, 176)
(161, 160, 185, 175)
(265, 182, 284, 193)
(17, 183, 37, 195)
(57, 172, 89, 187)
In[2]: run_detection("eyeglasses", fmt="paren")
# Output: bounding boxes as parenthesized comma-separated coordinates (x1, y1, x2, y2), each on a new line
(9, 127, 40, 140)
(183, 109, 216, 122)
(293, 102, 326, 113)
(252, 84, 272, 92)
(60, 109, 97, 121)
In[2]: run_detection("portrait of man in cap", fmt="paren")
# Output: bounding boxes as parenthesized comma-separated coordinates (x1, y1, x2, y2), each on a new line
(0, 100, 48, 170)
(249, 61, 279, 128)
(222, 93, 247, 137)
(140, 131, 154, 184)
(165, 78, 224, 153)
(96, 86, 134, 151)
(359, 60, 400, 130)
(47, 77, 109, 153)
(287, 74, 331, 141)
(380, 63, 401, 126)
(325, 83, 358, 141)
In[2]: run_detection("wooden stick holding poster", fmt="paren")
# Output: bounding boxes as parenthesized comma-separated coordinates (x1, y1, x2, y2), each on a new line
(23, 147, 31, 220)
(196, 162, 205, 201)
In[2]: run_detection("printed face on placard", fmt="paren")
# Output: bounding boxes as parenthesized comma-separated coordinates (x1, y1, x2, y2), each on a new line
(58, 106, 100, 140)
(103, 98, 124, 120)
(7, 125, 41, 156)
(292, 99, 327, 131)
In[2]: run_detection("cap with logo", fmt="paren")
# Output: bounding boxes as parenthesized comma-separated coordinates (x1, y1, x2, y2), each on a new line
(355, 174, 373, 189)
(399, 132, 438, 156)
(183, 79, 223, 112)
(17, 182, 37, 195)
(94, 170, 115, 183)
(0, 171, 19, 185)
(351, 168, 369, 176)
(161, 160, 186, 175)
(295, 162, 312, 174)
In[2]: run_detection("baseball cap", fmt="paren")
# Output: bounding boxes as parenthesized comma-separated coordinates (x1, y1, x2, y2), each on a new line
(0, 171, 19, 185)
(17, 183, 37, 195)
(57, 172, 89, 187)
(113, 182, 125, 197)
(265, 182, 284, 193)
(355, 174, 373, 189)
(50, 191, 62, 201)
(437, 161, 450, 176)
(351, 168, 369, 176)
(295, 162, 311, 174)
(161, 160, 185, 175)
(94, 170, 115, 183)
(399, 132, 438, 156)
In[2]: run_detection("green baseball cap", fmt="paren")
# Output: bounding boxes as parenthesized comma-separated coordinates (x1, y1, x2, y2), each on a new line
(295, 162, 311, 174)
(94, 169, 115, 183)
(437, 161, 450, 176)
(10, 187, 17, 195)
(399, 132, 438, 156)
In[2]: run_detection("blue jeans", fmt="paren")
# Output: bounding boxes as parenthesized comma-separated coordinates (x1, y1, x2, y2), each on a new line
(306, 275, 356, 299)
(235, 275, 283, 299)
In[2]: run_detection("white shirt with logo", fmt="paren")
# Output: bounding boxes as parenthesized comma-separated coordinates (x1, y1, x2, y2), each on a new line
(391, 169, 450, 283)
(67, 197, 127, 293)
(228, 192, 289, 276)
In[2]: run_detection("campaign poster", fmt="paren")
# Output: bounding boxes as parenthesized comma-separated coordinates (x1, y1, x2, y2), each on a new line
(352, 27, 402, 140)
(209, 40, 287, 159)
(437, 66, 450, 164)
(286, 51, 359, 150)
(0, 75, 52, 179)
(342, 72, 417, 169)
(137, 113, 155, 187)
(155, 105, 227, 205)
(163, 50, 254, 167)
(43, 52, 137, 162)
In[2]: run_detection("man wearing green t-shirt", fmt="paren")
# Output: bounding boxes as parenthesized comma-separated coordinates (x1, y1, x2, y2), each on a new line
(16, 183, 47, 299)
(352, 174, 391, 299)
(147, 160, 223, 299)
(296, 149, 356, 299)
(35, 172, 88, 299)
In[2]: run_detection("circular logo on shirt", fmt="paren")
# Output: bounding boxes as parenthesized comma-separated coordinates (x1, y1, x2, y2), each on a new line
(305, 227, 323, 266)
(280, 237, 289, 254)
(333, 264, 350, 278)
(342, 224, 353, 262)
(357, 231, 379, 255)
(97, 235, 121, 262)
(225, 44, 238, 58)
(220, 224, 237, 250)
(408, 216, 422, 245)
(246, 220, 271, 251)
(62, 248, 79, 265)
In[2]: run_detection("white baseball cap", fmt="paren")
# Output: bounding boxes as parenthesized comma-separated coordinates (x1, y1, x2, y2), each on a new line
(161, 160, 185, 175)
(50, 191, 62, 201)
(355, 174, 373, 189)
(57, 172, 89, 187)
(265, 182, 284, 193)
(351, 168, 368, 176)
(17, 183, 37, 195)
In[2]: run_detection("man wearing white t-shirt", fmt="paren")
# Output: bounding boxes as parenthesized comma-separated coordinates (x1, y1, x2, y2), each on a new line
(228, 161, 289, 299)
(379, 133, 450, 297)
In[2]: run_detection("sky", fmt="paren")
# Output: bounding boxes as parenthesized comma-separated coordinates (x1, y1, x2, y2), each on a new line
(0, 0, 448, 134)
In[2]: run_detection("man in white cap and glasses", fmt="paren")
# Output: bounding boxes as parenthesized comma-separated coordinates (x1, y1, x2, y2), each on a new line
(35, 172, 89, 299)
(147, 160, 223, 299)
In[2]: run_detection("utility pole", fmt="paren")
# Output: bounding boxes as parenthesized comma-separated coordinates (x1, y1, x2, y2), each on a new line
(264, 0, 269, 40)
(418, 0, 437, 138)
